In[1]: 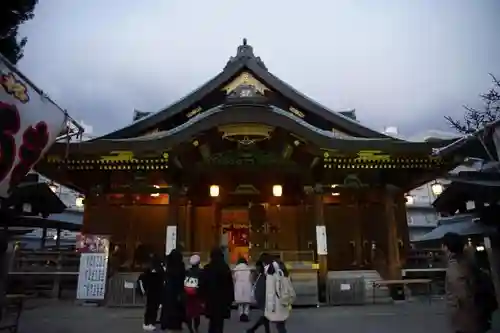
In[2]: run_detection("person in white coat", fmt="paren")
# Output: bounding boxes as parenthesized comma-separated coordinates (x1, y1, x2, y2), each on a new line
(233, 257, 253, 322)
(263, 260, 291, 333)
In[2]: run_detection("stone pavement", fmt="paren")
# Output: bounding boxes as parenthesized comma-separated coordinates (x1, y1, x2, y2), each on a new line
(19, 300, 448, 333)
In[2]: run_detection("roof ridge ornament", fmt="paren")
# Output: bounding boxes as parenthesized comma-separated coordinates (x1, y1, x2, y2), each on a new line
(225, 38, 267, 70)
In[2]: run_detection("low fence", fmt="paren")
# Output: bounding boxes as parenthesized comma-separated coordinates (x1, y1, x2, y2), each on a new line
(327, 277, 366, 305)
(106, 272, 143, 307)
(7, 250, 79, 298)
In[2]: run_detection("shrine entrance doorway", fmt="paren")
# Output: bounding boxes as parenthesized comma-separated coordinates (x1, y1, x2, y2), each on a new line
(221, 207, 250, 264)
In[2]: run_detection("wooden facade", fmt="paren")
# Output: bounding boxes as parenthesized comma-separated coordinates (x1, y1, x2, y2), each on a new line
(36, 40, 457, 280)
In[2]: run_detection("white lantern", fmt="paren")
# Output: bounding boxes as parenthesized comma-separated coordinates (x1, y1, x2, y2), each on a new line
(151, 185, 160, 197)
(210, 185, 220, 197)
(431, 182, 444, 196)
(49, 183, 58, 192)
(75, 196, 85, 208)
(272, 185, 282, 197)
(405, 195, 414, 205)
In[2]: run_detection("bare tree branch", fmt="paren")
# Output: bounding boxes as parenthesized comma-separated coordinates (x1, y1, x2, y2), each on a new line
(446, 74, 500, 134)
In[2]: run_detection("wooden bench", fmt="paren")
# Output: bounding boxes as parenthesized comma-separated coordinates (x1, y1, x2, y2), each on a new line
(0, 294, 27, 333)
(372, 279, 432, 304)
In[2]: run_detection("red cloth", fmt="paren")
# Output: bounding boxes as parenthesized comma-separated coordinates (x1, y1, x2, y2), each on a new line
(185, 296, 204, 319)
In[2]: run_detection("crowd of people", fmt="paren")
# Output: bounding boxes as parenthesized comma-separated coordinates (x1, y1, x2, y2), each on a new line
(136, 231, 500, 333)
(137, 247, 295, 333)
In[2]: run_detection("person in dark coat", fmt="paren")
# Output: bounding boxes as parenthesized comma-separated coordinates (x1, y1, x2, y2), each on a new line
(442, 233, 481, 333)
(138, 255, 165, 331)
(199, 247, 234, 333)
(160, 249, 186, 333)
(0, 231, 9, 322)
(184, 254, 203, 333)
(247, 253, 271, 333)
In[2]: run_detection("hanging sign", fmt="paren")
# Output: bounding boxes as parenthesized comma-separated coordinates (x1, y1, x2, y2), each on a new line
(0, 55, 67, 199)
(76, 235, 110, 301)
(315, 225, 328, 255)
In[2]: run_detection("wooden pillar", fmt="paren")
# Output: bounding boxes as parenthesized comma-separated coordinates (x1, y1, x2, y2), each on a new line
(313, 184, 328, 302)
(166, 186, 180, 255)
(212, 199, 222, 248)
(52, 225, 62, 299)
(383, 186, 401, 280)
(185, 200, 193, 252)
(40, 227, 47, 249)
(298, 200, 306, 252)
(55, 226, 61, 249)
(343, 189, 363, 267)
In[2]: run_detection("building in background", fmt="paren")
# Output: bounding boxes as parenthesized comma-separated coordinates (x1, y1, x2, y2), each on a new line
(17, 173, 83, 249)
(404, 182, 442, 241)
(382, 127, 469, 241)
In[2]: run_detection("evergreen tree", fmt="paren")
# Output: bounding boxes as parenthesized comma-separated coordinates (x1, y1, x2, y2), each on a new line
(0, 0, 38, 64)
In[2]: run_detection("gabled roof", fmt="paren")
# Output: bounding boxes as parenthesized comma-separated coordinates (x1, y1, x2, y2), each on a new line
(433, 170, 500, 213)
(432, 118, 500, 160)
(49, 103, 445, 155)
(101, 39, 391, 140)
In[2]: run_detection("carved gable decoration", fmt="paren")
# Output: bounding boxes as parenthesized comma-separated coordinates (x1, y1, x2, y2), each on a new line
(222, 72, 270, 96)
(331, 128, 353, 138)
(144, 128, 160, 136)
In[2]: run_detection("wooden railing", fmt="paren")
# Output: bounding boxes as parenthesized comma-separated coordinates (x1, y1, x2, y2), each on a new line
(8, 250, 80, 298)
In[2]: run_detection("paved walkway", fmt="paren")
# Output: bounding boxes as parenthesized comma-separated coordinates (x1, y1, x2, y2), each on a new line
(19, 300, 448, 333)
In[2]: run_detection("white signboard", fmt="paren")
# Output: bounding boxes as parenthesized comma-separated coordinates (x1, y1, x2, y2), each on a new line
(166, 225, 177, 255)
(76, 235, 110, 301)
(0, 55, 67, 199)
(76, 253, 108, 300)
(315, 225, 328, 255)
(340, 283, 351, 291)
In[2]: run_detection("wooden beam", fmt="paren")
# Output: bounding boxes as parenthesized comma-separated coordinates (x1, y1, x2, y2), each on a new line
(310, 156, 319, 169)
(199, 144, 211, 161)
(173, 156, 183, 169)
(281, 143, 293, 159)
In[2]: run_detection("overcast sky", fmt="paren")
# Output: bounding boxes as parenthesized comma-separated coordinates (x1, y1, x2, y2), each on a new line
(17, 0, 500, 137)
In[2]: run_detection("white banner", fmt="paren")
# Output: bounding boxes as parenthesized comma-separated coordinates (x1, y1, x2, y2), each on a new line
(166, 225, 177, 255)
(0, 56, 67, 199)
(315, 225, 328, 255)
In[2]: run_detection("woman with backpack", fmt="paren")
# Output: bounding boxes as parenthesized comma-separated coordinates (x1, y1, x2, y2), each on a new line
(137, 255, 165, 331)
(263, 259, 293, 333)
(247, 254, 294, 333)
(184, 254, 203, 333)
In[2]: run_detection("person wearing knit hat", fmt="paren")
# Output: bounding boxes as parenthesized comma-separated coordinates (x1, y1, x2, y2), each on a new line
(184, 254, 203, 333)
(189, 254, 201, 266)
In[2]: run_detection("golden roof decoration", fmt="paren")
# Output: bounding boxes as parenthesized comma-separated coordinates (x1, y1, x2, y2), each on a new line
(222, 72, 270, 95)
(218, 123, 274, 139)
